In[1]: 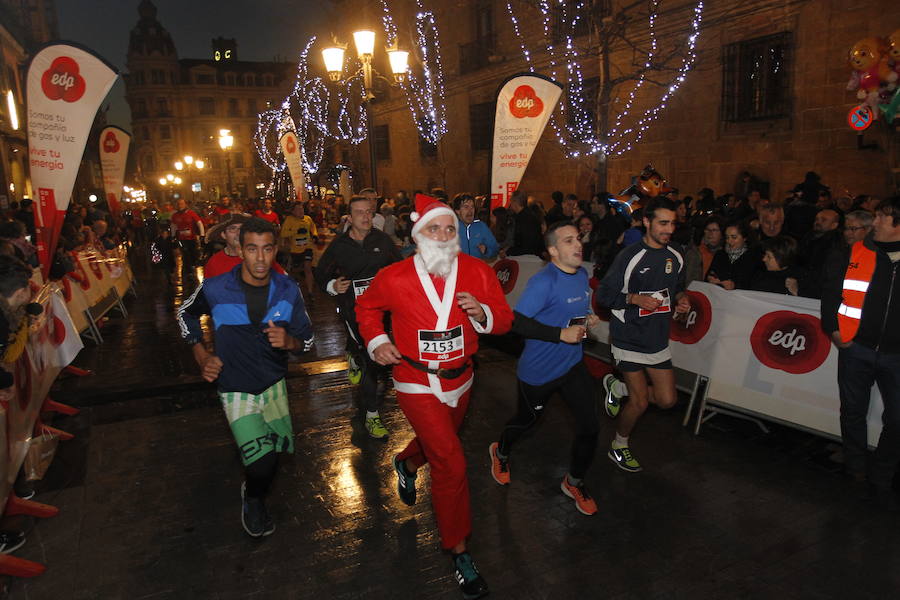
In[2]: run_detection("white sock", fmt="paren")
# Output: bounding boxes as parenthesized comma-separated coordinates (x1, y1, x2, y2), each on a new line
(366, 410, 379, 419)
(612, 379, 628, 397)
(613, 433, 629, 448)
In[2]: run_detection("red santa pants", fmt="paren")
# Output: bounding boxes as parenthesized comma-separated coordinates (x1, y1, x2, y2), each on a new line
(396, 388, 472, 550)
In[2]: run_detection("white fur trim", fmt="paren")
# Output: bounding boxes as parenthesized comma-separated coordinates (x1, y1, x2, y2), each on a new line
(469, 302, 494, 334)
(410, 211, 420, 222)
(366, 333, 392, 362)
(411, 206, 456, 238)
(393, 375, 473, 408)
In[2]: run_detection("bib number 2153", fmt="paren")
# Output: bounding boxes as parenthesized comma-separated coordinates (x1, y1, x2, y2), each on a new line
(418, 325, 464, 361)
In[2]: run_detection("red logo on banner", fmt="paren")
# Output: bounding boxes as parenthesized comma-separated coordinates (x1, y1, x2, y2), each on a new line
(493, 259, 519, 294)
(509, 85, 544, 118)
(670, 291, 712, 344)
(88, 257, 103, 280)
(750, 310, 830, 374)
(285, 136, 296, 154)
(102, 131, 120, 153)
(41, 56, 87, 103)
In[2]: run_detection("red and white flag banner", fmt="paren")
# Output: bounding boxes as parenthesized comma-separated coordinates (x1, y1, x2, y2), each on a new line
(279, 130, 308, 202)
(490, 73, 563, 211)
(99, 125, 131, 218)
(26, 42, 118, 278)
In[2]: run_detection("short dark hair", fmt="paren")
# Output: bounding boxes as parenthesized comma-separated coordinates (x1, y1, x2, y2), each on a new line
(544, 219, 576, 248)
(551, 191, 564, 204)
(348, 195, 372, 209)
(643, 198, 676, 222)
(0, 220, 25, 240)
(876, 196, 900, 226)
(761, 235, 797, 268)
(724, 220, 754, 244)
(452, 193, 475, 211)
(0, 255, 32, 297)
(239, 217, 277, 246)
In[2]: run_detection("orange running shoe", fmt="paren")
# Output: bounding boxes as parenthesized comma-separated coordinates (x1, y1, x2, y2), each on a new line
(561, 476, 598, 515)
(489, 442, 510, 485)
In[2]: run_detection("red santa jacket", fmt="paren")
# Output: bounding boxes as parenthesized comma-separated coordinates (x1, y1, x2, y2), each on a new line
(356, 253, 513, 405)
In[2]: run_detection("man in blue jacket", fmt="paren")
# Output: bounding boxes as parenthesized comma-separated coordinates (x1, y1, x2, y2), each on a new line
(454, 193, 499, 260)
(177, 217, 314, 538)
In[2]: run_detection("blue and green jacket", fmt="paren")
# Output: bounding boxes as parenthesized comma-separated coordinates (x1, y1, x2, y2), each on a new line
(178, 265, 314, 394)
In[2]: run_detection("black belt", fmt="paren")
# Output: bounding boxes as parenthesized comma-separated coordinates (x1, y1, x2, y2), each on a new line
(402, 355, 471, 379)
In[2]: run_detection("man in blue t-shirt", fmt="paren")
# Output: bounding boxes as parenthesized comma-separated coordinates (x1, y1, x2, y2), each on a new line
(488, 220, 602, 515)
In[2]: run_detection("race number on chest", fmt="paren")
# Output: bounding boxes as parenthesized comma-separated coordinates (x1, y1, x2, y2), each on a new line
(418, 325, 464, 362)
(353, 277, 373, 298)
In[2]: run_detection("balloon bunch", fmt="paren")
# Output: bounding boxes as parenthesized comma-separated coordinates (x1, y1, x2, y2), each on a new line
(608, 165, 673, 217)
(846, 30, 900, 123)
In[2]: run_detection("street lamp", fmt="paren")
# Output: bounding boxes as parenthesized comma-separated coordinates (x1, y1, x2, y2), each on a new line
(175, 155, 205, 202)
(322, 30, 409, 189)
(218, 129, 234, 196)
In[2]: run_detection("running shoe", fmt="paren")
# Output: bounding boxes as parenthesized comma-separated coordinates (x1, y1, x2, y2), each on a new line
(608, 443, 643, 472)
(488, 442, 510, 485)
(393, 454, 417, 506)
(0, 530, 25, 554)
(453, 552, 490, 600)
(347, 352, 362, 385)
(365, 414, 389, 439)
(560, 476, 598, 515)
(241, 482, 275, 538)
(602, 374, 625, 418)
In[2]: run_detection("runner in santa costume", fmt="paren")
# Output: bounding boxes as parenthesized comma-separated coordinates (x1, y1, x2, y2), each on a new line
(356, 194, 513, 599)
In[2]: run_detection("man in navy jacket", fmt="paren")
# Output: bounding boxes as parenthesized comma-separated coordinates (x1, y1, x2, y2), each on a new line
(178, 218, 314, 537)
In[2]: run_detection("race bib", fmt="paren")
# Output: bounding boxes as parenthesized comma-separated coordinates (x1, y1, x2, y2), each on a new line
(353, 277, 374, 298)
(568, 315, 587, 340)
(418, 325, 464, 362)
(638, 289, 671, 317)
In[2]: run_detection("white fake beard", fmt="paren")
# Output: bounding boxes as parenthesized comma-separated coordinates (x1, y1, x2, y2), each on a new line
(415, 234, 460, 278)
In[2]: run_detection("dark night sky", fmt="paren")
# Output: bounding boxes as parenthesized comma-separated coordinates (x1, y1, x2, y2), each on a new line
(56, 0, 333, 130)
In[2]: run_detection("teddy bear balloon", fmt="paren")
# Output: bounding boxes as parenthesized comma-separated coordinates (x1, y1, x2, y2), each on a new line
(847, 37, 893, 107)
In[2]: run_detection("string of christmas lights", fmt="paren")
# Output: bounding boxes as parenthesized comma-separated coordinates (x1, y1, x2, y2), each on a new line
(380, 0, 448, 145)
(506, 0, 704, 159)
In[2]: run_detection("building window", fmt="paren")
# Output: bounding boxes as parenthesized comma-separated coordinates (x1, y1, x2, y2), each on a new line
(228, 98, 239, 116)
(159, 125, 171, 140)
(234, 152, 245, 168)
(195, 73, 215, 85)
(264, 75, 274, 86)
(374, 124, 391, 161)
(199, 97, 216, 115)
(142, 154, 155, 172)
(156, 97, 169, 117)
(142, 126, 150, 141)
(418, 119, 438, 158)
(247, 98, 257, 116)
(151, 69, 165, 84)
(170, 71, 178, 85)
(469, 101, 493, 151)
(722, 32, 792, 122)
(132, 70, 145, 86)
(460, 0, 495, 75)
(133, 98, 147, 118)
(552, 0, 594, 42)
(244, 74, 255, 86)
(225, 74, 236, 86)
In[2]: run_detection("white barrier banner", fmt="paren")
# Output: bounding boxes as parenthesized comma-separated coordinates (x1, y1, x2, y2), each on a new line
(99, 125, 131, 217)
(27, 42, 118, 277)
(489, 73, 562, 210)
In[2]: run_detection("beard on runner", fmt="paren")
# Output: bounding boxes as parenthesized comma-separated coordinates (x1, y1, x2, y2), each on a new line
(415, 233, 460, 279)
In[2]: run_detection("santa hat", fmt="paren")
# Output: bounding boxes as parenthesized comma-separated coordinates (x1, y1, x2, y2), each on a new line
(411, 193, 456, 238)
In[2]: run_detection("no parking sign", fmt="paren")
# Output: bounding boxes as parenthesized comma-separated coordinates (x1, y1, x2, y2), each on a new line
(848, 104, 874, 130)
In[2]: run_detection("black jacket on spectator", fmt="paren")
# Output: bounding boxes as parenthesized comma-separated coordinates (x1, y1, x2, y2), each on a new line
(707, 248, 757, 290)
(507, 208, 544, 257)
(751, 267, 801, 295)
(821, 235, 900, 354)
(593, 211, 626, 244)
(797, 229, 842, 299)
(785, 201, 818, 241)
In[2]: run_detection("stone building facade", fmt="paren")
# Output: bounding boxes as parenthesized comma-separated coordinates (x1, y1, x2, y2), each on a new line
(124, 0, 294, 204)
(336, 0, 898, 204)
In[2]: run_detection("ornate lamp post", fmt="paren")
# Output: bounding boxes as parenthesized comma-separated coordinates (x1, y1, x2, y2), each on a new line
(322, 30, 409, 190)
(218, 129, 234, 196)
(175, 155, 205, 202)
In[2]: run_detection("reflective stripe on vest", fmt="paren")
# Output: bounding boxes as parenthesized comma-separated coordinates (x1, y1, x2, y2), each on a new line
(837, 241, 877, 343)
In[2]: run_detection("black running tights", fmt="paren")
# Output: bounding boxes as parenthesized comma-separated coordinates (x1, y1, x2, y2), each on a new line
(498, 361, 600, 480)
(245, 451, 278, 498)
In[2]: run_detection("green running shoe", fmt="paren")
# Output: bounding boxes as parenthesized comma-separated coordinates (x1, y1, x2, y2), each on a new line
(365, 414, 389, 439)
(608, 443, 643, 472)
(602, 374, 624, 418)
(347, 352, 362, 385)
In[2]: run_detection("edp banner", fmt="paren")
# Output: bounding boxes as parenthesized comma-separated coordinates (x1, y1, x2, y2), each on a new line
(99, 125, 131, 217)
(489, 73, 562, 210)
(279, 130, 308, 202)
(26, 42, 118, 278)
